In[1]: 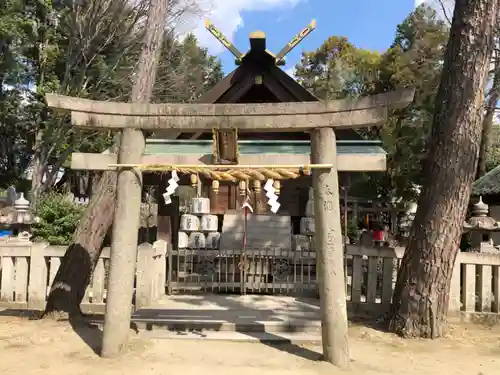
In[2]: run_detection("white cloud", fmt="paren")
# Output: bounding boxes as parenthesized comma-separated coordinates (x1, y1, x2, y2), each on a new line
(179, 0, 302, 54)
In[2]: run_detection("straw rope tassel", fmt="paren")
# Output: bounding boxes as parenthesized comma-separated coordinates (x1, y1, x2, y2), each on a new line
(138, 166, 303, 181)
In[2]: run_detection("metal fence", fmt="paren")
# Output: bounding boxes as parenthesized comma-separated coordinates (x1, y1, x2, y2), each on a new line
(166, 248, 318, 296)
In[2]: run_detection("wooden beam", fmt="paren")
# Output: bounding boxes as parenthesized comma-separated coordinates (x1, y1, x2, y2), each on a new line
(197, 69, 236, 103)
(158, 131, 182, 139)
(70, 152, 386, 172)
(45, 89, 415, 131)
(190, 132, 203, 139)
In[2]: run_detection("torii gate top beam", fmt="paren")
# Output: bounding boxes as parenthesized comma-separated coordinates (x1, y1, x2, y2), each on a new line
(45, 89, 414, 132)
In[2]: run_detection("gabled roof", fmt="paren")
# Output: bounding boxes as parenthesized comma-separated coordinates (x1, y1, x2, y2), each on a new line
(144, 139, 385, 155)
(179, 35, 361, 141)
(198, 62, 318, 104)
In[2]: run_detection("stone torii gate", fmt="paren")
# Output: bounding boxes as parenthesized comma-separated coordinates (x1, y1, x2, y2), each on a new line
(46, 88, 414, 366)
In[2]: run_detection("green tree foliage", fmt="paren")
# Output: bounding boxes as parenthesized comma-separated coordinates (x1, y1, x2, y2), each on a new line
(376, 5, 449, 204)
(155, 33, 223, 103)
(0, 0, 222, 193)
(295, 36, 381, 100)
(32, 193, 85, 245)
(0, 0, 37, 187)
(294, 5, 449, 205)
(486, 126, 500, 171)
(0, 0, 145, 193)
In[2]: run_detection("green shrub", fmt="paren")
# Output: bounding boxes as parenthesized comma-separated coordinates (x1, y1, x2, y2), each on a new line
(32, 193, 85, 245)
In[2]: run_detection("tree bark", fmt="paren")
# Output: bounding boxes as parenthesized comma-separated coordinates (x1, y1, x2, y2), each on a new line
(44, 0, 170, 317)
(477, 61, 500, 178)
(389, 0, 500, 338)
(30, 131, 45, 206)
(44, 171, 117, 315)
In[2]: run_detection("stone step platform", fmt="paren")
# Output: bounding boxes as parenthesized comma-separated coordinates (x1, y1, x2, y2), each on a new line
(139, 329, 322, 345)
(131, 314, 321, 334)
(130, 294, 322, 334)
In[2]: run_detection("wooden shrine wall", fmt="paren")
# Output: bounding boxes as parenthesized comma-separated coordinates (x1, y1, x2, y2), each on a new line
(146, 172, 353, 247)
(145, 173, 318, 217)
(205, 177, 311, 216)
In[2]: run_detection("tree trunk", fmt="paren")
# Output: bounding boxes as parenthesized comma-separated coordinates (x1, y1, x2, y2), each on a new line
(30, 131, 45, 206)
(44, 170, 117, 315)
(477, 61, 500, 178)
(389, 0, 499, 338)
(44, 0, 170, 317)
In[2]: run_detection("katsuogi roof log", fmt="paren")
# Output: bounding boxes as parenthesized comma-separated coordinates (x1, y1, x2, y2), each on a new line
(45, 88, 415, 131)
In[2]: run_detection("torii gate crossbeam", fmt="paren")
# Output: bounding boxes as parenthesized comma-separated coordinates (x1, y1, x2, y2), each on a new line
(46, 89, 414, 131)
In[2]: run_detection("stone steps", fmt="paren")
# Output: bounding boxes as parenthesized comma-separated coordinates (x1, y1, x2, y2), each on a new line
(86, 311, 322, 335)
(130, 315, 321, 334)
(86, 294, 324, 343)
(139, 330, 322, 344)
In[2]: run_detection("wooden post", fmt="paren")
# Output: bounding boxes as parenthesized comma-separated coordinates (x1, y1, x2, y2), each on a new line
(101, 128, 145, 357)
(156, 175, 172, 243)
(310, 128, 349, 368)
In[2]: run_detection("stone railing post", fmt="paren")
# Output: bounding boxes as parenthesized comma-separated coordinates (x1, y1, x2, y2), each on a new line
(153, 240, 167, 301)
(27, 242, 49, 310)
(0, 241, 31, 305)
(136, 243, 154, 309)
(135, 241, 168, 309)
(448, 252, 462, 316)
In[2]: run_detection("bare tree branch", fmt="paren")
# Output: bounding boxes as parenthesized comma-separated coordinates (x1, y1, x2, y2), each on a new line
(436, 0, 453, 25)
(33, 0, 212, 195)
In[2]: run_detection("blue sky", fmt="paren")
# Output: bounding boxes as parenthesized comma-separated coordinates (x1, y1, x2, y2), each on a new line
(188, 0, 442, 75)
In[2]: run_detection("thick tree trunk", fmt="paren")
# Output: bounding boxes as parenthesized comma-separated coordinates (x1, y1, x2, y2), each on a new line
(477, 63, 500, 178)
(44, 0, 170, 317)
(389, 0, 499, 338)
(44, 171, 117, 315)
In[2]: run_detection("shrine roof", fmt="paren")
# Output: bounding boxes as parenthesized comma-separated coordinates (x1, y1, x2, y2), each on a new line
(144, 139, 385, 155)
(472, 165, 500, 196)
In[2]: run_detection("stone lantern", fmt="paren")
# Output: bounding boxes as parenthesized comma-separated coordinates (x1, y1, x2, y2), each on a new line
(0, 193, 38, 241)
(463, 196, 500, 253)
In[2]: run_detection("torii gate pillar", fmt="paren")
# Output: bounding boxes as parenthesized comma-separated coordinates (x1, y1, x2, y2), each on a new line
(311, 128, 349, 367)
(101, 129, 145, 358)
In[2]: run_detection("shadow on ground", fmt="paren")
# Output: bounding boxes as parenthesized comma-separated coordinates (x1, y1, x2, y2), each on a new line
(0, 296, 388, 360)
(69, 316, 103, 355)
(0, 308, 106, 354)
(139, 294, 324, 361)
(131, 294, 390, 361)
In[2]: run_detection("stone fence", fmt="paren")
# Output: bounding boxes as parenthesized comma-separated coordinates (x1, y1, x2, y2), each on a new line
(0, 240, 167, 313)
(344, 245, 500, 318)
(0, 241, 499, 319)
